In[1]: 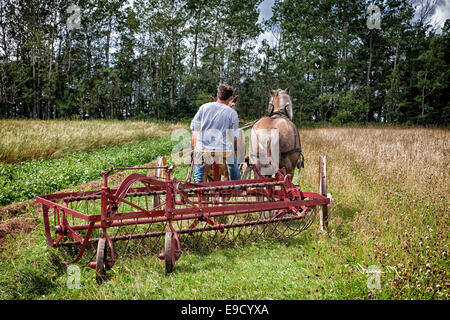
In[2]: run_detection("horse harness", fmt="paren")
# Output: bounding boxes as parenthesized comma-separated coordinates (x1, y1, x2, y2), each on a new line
(281, 127, 304, 173)
(267, 106, 303, 162)
(266, 95, 305, 183)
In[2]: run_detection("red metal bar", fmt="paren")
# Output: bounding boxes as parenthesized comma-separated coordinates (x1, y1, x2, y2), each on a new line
(68, 221, 95, 264)
(36, 163, 330, 251)
(62, 196, 328, 233)
(42, 205, 55, 247)
(36, 196, 98, 222)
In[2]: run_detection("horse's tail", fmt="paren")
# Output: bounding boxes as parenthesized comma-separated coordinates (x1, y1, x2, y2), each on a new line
(262, 135, 272, 176)
(249, 128, 268, 175)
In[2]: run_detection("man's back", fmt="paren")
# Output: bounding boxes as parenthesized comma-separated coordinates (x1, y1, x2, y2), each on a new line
(191, 102, 239, 151)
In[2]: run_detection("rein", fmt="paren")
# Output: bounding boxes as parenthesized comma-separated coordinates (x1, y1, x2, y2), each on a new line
(269, 110, 290, 119)
(239, 120, 257, 130)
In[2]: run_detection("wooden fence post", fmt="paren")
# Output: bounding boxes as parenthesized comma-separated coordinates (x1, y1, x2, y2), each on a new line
(319, 155, 328, 233)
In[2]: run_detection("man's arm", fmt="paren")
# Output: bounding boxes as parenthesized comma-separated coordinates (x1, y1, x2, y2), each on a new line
(190, 106, 203, 151)
(191, 131, 199, 150)
(230, 110, 239, 155)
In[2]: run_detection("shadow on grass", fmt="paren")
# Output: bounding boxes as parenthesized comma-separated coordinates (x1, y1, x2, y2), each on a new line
(329, 202, 360, 239)
(0, 250, 67, 299)
(38, 221, 318, 285)
(169, 233, 315, 275)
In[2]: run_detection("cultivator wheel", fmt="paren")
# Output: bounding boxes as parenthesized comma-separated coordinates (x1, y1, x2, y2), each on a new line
(95, 238, 107, 284)
(164, 231, 176, 274)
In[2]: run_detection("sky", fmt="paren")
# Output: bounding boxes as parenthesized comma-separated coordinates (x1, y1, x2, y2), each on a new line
(256, 0, 276, 50)
(426, 0, 450, 31)
(257, 0, 450, 32)
(259, 0, 275, 22)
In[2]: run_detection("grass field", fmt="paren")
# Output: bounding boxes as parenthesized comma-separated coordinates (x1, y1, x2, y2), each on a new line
(0, 119, 185, 163)
(0, 137, 178, 206)
(0, 122, 448, 300)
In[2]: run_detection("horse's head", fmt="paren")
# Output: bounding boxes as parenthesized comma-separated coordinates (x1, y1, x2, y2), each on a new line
(210, 95, 239, 110)
(267, 88, 293, 120)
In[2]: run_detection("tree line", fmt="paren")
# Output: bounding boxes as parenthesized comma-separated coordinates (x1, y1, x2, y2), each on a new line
(0, 0, 448, 125)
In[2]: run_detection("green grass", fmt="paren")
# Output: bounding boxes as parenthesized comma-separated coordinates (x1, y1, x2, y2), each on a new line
(0, 156, 446, 300)
(0, 126, 447, 300)
(0, 137, 177, 206)
(0, 220, 367, 300)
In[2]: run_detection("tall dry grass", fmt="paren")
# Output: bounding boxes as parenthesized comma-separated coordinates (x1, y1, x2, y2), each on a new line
(299, 127, 450, 200)
(297, 127, 448, 299)
(0, 120, 186, 163)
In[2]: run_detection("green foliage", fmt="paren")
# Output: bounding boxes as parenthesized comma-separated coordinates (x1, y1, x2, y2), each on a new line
(0, 137, 176, 206)
(331, 91, 369, 124)
(0, 0, 448, 125)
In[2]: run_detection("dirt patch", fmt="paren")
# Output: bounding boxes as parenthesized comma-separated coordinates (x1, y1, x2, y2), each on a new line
(0, 199, 39, 219)
(0, 217, 36, 246)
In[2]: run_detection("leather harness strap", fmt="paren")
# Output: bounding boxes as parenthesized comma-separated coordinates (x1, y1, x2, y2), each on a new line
(281, 148, 302, 157)
(265, 107, 303, 159)
(267, 108, 289, 119)
(280, 121, 302, 158)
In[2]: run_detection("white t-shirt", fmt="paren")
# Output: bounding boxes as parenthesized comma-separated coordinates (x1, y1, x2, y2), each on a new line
(190, 102, 239, 151)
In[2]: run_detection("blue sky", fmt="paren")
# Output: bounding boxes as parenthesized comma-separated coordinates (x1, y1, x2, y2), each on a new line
(258, 0, 275, 22)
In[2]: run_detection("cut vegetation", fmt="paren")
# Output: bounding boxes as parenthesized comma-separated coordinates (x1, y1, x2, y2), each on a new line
(0, 120, 185, 163)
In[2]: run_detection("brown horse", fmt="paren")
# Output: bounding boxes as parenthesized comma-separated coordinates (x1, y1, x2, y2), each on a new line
(250, 88, 302, 178)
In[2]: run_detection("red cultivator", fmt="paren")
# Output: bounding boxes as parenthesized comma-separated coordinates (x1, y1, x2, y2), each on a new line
(36, 156, 330, 284)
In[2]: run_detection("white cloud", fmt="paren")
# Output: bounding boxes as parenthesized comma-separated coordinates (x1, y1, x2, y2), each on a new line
(258, 0, 274, 23)
(258, 30, 277, 46)
(253, 0, 277, 60)
(431, 0, 450, 31)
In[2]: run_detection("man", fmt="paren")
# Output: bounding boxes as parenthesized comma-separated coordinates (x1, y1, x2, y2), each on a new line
(190, 84, 240, 183)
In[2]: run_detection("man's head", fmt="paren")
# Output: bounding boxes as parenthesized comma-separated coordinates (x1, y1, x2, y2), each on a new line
(216, 84, 234, 104)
